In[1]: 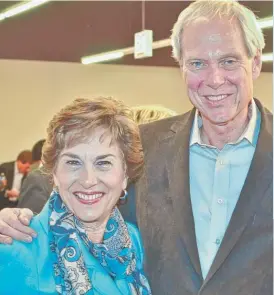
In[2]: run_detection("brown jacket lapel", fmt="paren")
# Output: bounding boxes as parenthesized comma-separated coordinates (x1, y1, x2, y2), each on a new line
(160, 109, 203, 279)
(201, 99, 273, 287)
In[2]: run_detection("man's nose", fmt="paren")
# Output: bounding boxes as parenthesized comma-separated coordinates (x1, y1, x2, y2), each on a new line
(206, 65, 225, 89)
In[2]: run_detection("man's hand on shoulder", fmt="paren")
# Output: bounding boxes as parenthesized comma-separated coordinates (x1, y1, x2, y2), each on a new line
(0, 208, 37, 244)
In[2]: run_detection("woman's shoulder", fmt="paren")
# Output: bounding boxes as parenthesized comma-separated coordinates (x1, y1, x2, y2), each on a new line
(0, 211, 49, 269)
(0, 212, 51, 294)
(0, 213, 47, 261)
(0, 231, 40, 293)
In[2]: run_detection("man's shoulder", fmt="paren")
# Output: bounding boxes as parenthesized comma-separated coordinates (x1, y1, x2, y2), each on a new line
(27, 168, 50, 181)
(139, 109, 194, 146)
(140, 110, 192, 132)
(255, 98, 273, 134)
(255, 98, 272, 117)
(0, 161, 14, 170)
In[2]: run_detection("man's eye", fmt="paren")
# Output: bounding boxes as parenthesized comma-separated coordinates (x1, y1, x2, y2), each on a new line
(221, 59, 238, 68)
(189, 61, 205, 70)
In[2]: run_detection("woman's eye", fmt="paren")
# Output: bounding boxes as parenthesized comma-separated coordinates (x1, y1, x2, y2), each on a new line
(66, 160, 81, 166)
(96, 161, 112, 169)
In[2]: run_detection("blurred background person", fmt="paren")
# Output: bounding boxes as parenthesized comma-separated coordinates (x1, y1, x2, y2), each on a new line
(131, 105, 177, 125)
(119, 105, 177, 226)
(0, 150, 32, 210)
(17, 139, 52, 214)
(29, 139, 46, 171)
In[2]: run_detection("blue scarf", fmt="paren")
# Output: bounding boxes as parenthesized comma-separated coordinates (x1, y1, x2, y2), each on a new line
(48, 191, 151, 295)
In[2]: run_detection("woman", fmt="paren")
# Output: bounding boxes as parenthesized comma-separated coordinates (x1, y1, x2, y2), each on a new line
(0, 97, 151, 295)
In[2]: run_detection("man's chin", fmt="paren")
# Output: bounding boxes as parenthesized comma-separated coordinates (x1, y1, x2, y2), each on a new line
(204, 113, 233, 126)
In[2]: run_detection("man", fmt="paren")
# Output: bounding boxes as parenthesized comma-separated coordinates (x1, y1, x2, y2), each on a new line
(0, 1, 272, 294)
(29, 139, 46, 172)
(134, 1, 272, 294)
(0, 150, 32, 210)
(17, 139, 52, 214)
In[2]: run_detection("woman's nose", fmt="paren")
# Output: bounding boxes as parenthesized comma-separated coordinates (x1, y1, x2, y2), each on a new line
(79, 166, 98, 188)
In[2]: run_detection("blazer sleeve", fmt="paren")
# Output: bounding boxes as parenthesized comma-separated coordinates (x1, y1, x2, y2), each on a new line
(0, 242, 39, 295)
(17, 171, 52, 214)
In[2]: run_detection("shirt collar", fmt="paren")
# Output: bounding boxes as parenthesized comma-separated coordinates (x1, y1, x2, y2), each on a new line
(190, 99, 258, 147)
(14, 161, 20, 174)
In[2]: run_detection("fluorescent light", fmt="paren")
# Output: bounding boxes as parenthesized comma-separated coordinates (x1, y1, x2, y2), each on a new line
(81, 51, 125, 65)
(262, 53, 273, 62)
(0, 0, 50, 21)
(81, 16, 273, 65)
(258, 17, 273, 29)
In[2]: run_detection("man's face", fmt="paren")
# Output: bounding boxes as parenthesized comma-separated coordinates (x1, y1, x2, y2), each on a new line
(17, 161, 31, 174)
(181, 17, 261, 125)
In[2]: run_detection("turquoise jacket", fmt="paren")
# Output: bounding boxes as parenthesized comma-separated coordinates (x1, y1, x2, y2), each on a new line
(0, 203, 146, 295)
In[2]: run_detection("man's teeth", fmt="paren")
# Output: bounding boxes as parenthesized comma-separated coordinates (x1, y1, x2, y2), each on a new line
(75, 193, 103, 201)
(206, 94, 228, 101)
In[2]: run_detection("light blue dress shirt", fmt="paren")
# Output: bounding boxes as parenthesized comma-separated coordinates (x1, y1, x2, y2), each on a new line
(189, 100, 261, 279)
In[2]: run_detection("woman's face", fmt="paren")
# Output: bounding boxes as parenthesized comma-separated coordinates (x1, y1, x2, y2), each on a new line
(53, 127, 127, 224)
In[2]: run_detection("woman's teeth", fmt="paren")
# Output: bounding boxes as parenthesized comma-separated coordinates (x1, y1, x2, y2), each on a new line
(75, 193, 103, 201)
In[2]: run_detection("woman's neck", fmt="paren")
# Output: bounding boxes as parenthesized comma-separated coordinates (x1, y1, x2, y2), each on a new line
(82, 216, 109, 244)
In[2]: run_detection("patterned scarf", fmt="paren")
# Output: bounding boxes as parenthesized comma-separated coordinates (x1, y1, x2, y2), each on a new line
(48, 191, 151, 295)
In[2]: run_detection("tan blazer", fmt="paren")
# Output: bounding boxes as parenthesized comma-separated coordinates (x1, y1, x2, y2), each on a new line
(136, 99, 273, 295)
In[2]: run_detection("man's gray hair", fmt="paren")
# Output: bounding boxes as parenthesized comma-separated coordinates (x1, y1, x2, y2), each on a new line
(171, 0, 265, 63)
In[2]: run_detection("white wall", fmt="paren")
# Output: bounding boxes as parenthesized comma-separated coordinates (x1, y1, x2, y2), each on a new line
(0, 59, 272, 162)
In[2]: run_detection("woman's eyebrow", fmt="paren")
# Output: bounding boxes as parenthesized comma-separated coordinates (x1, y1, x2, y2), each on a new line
(95, 154, 115, 160)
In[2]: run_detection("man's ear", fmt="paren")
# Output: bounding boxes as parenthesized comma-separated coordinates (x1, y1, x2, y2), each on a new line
(252, 50, 262, 80)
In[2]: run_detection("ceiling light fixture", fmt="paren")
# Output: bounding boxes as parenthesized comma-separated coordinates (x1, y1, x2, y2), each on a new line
(0, 0, 50, 22)
(81, 51, 125, 65)
(258, 17, 273, 29)
(81, 39, 170, 65)
(81, 16, 273, 65)
(261, 53, 273, 62)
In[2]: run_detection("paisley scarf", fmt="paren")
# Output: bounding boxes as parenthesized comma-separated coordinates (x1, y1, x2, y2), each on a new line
(48, 191, 151, 295)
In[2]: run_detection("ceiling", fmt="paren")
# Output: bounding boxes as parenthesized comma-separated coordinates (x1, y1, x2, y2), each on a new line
(0, 1, 272, 72)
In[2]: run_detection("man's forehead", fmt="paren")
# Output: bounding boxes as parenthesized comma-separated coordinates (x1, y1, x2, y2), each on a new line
(182, 16, 240, 38)
(181, 20, 243, 57)
(207, 34, 222, 42)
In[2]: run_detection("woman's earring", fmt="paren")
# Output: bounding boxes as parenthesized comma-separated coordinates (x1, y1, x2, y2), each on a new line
(119, 189, 128, 205)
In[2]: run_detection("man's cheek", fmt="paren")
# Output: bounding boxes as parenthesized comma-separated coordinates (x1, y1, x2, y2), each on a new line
(185, 72, 204, 91)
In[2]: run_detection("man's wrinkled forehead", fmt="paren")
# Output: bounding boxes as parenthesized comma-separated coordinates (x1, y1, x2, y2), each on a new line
(181, 17, 242, 55)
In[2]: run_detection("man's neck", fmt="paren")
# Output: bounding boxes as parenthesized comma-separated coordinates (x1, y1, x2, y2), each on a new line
(200, 107, 249, 150)
(15, 161, 21, 174)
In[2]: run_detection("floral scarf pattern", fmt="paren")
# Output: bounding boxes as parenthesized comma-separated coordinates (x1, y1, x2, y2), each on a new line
(48, 191, 151, 295)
